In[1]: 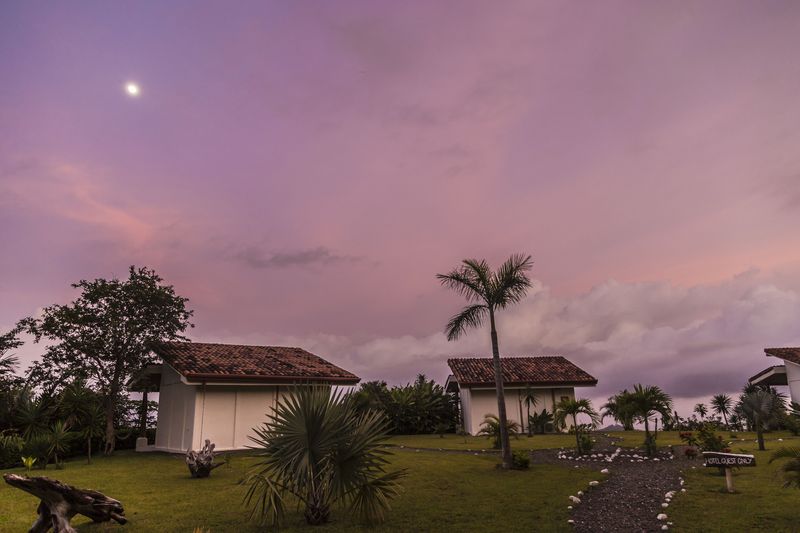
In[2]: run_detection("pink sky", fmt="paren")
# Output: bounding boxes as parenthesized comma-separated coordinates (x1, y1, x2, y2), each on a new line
(2, 1, 800, 414)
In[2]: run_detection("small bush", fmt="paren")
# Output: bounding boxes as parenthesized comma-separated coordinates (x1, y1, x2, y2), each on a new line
(696, 424, 726, 452)
(22, 435, 51, 468)
(511, 450, 530, 470)
(579, 434, 594, 455)
(0, 433, 24, 468)
(684, 447, 698, 459)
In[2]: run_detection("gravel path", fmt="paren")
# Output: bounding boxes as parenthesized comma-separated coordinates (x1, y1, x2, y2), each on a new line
(534, 436, 688, 532)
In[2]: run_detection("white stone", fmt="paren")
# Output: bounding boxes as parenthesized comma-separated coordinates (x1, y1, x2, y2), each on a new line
(568, 506, 573, 510)
(601, 468, 609, 474)
(681, 489, 686, 492)
(577, 491, 584, 496)
(662, 503, 669, 508)
(657, 513, 668, 521)
(662, 526, 669, 531)
(569, 495, 581, 504)
(568, 520, 574, 524)
(589, 481, 599, 486)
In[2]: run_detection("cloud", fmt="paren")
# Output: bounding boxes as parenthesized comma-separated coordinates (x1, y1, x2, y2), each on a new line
(196, 271, 800, 413)
(234, 246, 361, 269)
(0, 158, 158, 246)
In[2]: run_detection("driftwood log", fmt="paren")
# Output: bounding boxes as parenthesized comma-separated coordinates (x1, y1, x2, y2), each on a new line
(3, 473, 126, 533)
(186, 439, 223, 478)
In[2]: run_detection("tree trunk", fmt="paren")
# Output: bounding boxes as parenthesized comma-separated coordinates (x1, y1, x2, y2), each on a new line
(573, 413, 581, 454)
(4, 474, 126, 533)
(139, 389, 148, 438)
(756, 415, 765, 451)
(644, 415, 652, 456)
(489, 309, 512, 469)
(103, 392, 116, 455)
(186, 440, 223, 478)
(722, 412, 728, 427)
(527, 404, 532, 437)
(87, 437, 92, 465)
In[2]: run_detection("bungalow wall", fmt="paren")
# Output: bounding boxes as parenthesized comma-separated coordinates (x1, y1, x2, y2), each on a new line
(154, 369, 291, 452)
(787, 360, 800, 405)
(461, 386, 576, 435)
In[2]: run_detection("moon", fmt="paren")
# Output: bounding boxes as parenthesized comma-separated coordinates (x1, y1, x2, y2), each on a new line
(125, 82, 141, 97)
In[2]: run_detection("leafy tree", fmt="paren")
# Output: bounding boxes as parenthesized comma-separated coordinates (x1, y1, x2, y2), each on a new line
(23, 266, 193, 454)
(628, 384, 673, 456)
(601, 390, 636, 430)
(477, 414, 520, 449)
(711, 394, 733, 427)
(770, 447, 800, 488)
(245, 387, 405, 526)
(437, 254, 533, 469)
(693, 403, 708, 420)
(521, 387, 538, 436)
(554, 398, 601, 455)
(739, 390, 776, 451)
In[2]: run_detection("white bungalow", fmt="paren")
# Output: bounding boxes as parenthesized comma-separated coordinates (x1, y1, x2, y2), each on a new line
(445, 356, 598, 435)
(749, 347, 800, 404)
(130, 341, 360, 452)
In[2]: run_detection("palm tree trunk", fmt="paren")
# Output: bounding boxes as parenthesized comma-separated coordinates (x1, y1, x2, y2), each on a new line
(722, 411, 728, 427)
(87, 437, 92, 465)
(756, 414, 765, 451)
(527, 404, 532, 437)
(489, 309, 512, 469)
(573, 413, 580, 453)
(644, 415, 652, 456)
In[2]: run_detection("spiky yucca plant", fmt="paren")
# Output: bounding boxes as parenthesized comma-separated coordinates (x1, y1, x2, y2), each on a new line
(770, 447, 800, 488)
(244, 387, 405, 527)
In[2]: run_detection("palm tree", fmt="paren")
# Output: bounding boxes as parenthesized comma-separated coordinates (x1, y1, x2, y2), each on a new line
(693, 403, 708, 420)
(628, 384, 673, 456)
(80, 403, 106, 464)
(711, 394, 733, 427)
(601, 390, 636, 431)
(521, 387, 538, 436)
(554, 398, 601, 455)
(770, 447, 800, 488)
(15, 392, 51, 440)
(529, 409, 554, 435)
(739, 390, 775, 451)
(245, 387, 405, 527)
(477, 414, 520, 449)
(437, 254, 533, 469)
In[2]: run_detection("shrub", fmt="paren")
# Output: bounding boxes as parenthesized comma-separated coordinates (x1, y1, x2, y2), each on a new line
(579, 434, 594, 455)
(477, 414, 520, 450)
(684, 447, 698, 459)
(0, 433, 23, 468)
(22, 435, 51, 468)
(245, 387, 405, 527)
(511, 450, 530, 470)
(696, 423, 726, 452)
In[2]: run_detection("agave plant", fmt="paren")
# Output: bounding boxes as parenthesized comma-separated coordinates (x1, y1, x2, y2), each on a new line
(477, 414, 520, 449)
(244, 387, 405, 527)
(770, 447, 800, 488)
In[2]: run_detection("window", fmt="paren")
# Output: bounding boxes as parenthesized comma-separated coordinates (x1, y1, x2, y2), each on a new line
(560, 396, 570, 403)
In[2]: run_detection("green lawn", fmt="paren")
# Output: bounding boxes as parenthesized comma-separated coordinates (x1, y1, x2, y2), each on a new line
(0, 449, 595, 532)
(386, 433, 578, 451)
(669, 439, 800, 532)
(605, 430, 800, 448)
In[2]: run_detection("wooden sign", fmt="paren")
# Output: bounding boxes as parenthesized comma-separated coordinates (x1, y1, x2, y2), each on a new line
(702, 452, 756, 493)
(702, 452, 756, 468)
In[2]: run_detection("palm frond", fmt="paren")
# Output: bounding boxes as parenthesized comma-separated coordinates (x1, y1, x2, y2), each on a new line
(443, 304, 487, 341)
(490, 254, 533, 308)
(435, 266, 485, 303)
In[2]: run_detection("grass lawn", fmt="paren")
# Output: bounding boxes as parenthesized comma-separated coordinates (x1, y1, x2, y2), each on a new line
(605, 430, 800, 448)
(669, 439, 800, 532)
(386, 433, 578, 451)
(0, 449, 595, 532)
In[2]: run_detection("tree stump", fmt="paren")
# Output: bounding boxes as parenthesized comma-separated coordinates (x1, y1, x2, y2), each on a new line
(3, 473, 126, 533)
(185, 439, 223, 478)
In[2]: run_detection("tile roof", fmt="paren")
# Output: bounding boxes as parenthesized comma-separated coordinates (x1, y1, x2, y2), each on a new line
(447, 356, 597, 387)
(765, 347, 800, 366)
(152, 341, 360, 384)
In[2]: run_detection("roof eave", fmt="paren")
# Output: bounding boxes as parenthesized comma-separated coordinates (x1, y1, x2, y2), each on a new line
(182, 372, 361, 386)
